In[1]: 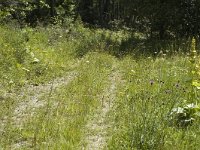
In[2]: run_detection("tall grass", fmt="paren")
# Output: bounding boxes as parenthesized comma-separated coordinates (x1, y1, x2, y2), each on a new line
(107, 53, 200, 149)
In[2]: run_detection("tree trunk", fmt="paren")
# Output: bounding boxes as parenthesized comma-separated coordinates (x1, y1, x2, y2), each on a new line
(50, 0, 55, 17)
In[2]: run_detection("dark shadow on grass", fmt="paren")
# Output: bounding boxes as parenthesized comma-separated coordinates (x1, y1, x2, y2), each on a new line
(106, 37, 194, 59)
(72, 29, 196, 60)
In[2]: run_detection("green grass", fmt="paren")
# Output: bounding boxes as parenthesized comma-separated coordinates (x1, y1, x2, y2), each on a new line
(0, 24, 200, 150)
(107, 55, 200, 150)
(0, 52, 116, 149)
(0, 25, 75, 92)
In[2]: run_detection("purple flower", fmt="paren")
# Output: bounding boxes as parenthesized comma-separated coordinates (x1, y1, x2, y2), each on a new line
(175, 81, 180, 88)
(150, 80, 154, 85)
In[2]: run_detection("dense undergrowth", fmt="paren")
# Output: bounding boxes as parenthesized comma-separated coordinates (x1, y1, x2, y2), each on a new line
(0, 23, 200, 149)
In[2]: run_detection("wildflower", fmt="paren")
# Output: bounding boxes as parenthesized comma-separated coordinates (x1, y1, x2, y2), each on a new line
(174, 81, 180, 88)
(150, 80, 154, 85)
(159, 80, 164, 84)
(190, 37, 197, 64)
(175, 83, 180, 88)
(191, 37, 197, 57)
(189, 37, 200, 90)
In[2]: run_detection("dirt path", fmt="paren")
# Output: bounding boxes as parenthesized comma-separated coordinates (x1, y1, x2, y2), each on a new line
(3, 58, 84, 128)
(0, 70, 79, 149)
(85, 66, 122, 150)
(13, 71, 78, 126)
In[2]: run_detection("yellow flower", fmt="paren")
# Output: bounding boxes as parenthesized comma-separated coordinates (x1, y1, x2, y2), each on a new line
(191, 37, 196, 54)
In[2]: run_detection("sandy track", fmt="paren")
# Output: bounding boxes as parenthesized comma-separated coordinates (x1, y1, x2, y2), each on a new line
(85, 67, 122, 150)
(13, 71, 78, 126)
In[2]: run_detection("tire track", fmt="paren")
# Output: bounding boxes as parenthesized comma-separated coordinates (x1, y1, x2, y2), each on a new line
(12, 71, 78, 127)
(2, 58, 84, 128)
(85, 65, 122, 150)
(0, 70, 79, 149)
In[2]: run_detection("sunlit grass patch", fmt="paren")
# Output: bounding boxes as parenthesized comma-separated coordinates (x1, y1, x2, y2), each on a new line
(1, 24, 200, 150)
(107, 55, 200, 150)
(0, 52, 115, 149)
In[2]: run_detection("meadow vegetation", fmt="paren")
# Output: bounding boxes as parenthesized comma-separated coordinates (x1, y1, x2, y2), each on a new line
(0, 22, 200, 150)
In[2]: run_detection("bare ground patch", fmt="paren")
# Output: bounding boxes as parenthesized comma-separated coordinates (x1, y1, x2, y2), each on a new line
(1, 58, 84, 128)
(14, 71, 78, 126)
(1, 71, 78, 130)
(85, 66, 123, 150)
(4, 71, 78, 149)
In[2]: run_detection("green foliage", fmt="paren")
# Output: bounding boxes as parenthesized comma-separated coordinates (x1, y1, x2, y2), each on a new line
(0, 25, 79, 92)
(169, 38, 200, 126)
(170, 103, 200, 127)
(1, 23, 200, 149)
(106, 55, 200, 150)
(1, 0, 200, 38)
(75, 0, 200, 38)
(0, 0, 76, 26)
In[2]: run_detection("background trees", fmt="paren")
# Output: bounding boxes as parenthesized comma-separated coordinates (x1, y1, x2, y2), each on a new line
(0, 0, 200, 38)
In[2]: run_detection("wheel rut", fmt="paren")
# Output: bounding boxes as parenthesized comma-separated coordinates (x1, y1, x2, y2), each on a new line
(85, 66, 122, 150)
(2, 58, 84, 128)
(13, 71, 78, 126)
